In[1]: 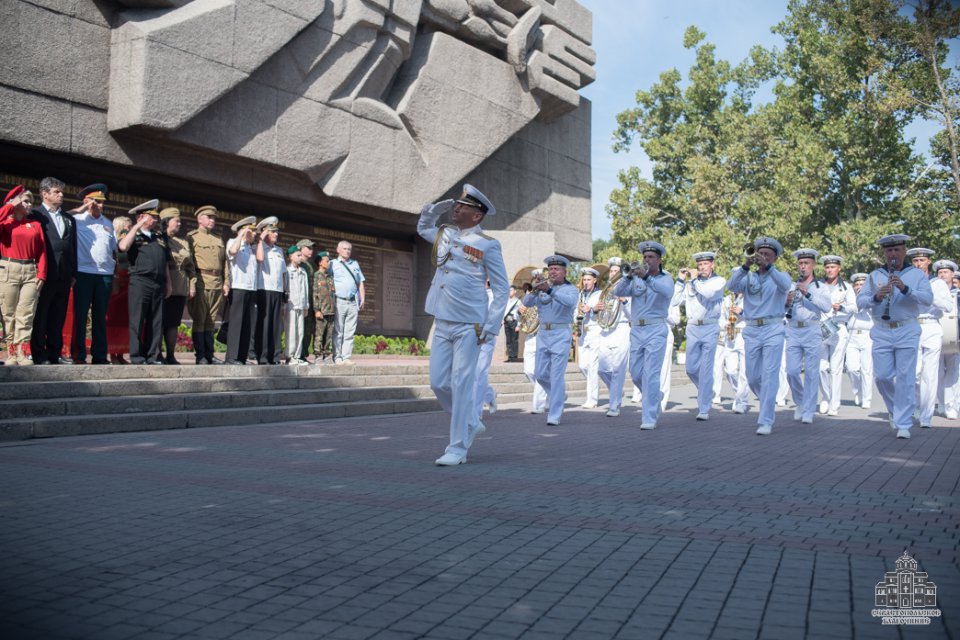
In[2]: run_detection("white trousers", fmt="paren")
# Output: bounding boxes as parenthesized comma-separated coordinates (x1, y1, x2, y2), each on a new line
(283, 305, 305, 360)
(430, 319, 480, 456)
(819, 326, 849, 413)
(577, 325, 601, 405)
(743, 323, 785, 427)
(845, 330, 873, 407)
(715, 337, 750, 411)
(474, 337, 497, 420)
(938, 352, 960, 416)
(786, 326, 821, 419)
(333, 298, 359, 362)
(523, 335, 548, 412)
(915, 323, 942, 425)
(629, 324, 669, 425)
(535, 328, 572, 423)
(632, 328, 673, 411)
(686, 323, 720, 414)
(776, 348, 789, 405)
(599, 323, 630, 412)
(873, 323, 920, 430)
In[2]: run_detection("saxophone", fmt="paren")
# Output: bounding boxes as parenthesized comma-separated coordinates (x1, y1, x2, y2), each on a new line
(725, 294, 741, 342)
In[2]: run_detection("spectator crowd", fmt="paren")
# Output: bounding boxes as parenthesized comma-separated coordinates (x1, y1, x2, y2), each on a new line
(0, 178, 365, 366)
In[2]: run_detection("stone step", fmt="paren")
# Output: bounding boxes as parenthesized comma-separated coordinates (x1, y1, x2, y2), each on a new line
(0, 379, 586, 420)
(0, 389, 592, 441)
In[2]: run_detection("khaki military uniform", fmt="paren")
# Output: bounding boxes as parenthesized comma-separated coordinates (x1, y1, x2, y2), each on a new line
(167, 236, 197, 297)
(187, 227, 227, 332)
(313, 267, 336, 359)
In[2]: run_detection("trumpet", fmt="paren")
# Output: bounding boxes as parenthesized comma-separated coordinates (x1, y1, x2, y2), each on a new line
(679, 268, 695, 280)
(530, 272, 550, 292)
(627, 260, 649, 278)
(743, 243, 756, 258)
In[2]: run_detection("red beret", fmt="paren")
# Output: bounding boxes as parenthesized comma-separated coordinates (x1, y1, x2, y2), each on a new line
(3, 185, 25, 205)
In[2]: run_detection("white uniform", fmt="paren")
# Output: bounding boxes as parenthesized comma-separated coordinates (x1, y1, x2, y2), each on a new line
(523, 331, 548, 413)
(938, 287, 959, 418)
(576, 287, 603, 407)
(784, 280, 832, 421)
(524, 282, 578, 425)
(674, 274, 726, 415)
(727, 265, 791, 429)
(819, 280, 856, 414)
(856, 265, 933, 431)
(614, 269, 675, 426)
(714, 293, 750, 412)
(845, 302, 875, 409)
(916, 276, 952, 426)
(475, 288, 497, 420)
(598, 295, 631, 414)
(418, 205, 509, 459)
(660, 302, 680, 411)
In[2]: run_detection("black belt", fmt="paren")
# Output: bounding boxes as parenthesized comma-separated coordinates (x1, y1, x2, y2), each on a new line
(336, 295, 356, 301)
(0, 256, 37, 265)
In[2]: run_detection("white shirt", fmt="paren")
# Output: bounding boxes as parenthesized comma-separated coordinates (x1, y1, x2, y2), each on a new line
(227, 238, 258, 291)
(257, 243, 287, 293)
(42, 203, 65, 237)
(74, 212, 118, 275)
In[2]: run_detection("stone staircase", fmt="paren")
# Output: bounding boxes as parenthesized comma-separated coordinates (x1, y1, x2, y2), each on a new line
(0, 361, 588, 441)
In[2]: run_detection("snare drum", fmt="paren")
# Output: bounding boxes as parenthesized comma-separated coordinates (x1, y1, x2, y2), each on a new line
(941, 314, 959, 355)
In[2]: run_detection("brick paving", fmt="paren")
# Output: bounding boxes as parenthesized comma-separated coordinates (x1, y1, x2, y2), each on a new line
(0, 377, 957, 639)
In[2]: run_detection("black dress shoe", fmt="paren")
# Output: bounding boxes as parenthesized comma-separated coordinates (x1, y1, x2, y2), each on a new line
(49, 357, 74, 365)
(129, 357, 146, 364)
(206, 357, 224, 365)
(224, 359, 245, 365)
(144, 358, 163, 365)
(92, 359, 111, 365)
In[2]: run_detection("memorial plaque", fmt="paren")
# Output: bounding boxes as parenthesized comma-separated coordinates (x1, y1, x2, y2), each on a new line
(380, 251, 414, 332)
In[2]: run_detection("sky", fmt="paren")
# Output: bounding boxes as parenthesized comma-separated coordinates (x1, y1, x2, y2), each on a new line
(578, 0, 950, 241)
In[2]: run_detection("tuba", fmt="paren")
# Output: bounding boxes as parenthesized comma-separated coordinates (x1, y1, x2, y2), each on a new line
(596, 272, 623, 329)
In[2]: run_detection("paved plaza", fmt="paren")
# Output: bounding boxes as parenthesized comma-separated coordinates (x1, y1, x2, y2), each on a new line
(1, 379, 957, 640)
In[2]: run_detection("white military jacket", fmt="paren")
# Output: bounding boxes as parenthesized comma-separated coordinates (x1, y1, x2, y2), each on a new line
(418, 203, 509, 340)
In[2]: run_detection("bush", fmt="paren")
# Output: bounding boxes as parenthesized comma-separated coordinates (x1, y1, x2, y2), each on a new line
(353, 335, 430, 356)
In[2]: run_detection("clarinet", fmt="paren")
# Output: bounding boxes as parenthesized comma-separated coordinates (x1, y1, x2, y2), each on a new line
(785, 279, 804, 320)
(881, 259, 896, 321)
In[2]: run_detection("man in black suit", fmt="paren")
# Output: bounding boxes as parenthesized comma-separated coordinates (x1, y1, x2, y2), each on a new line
(29, 176, 77, 364)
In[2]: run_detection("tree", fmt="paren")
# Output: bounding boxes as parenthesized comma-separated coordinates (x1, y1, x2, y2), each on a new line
(607, 0, 960, 276)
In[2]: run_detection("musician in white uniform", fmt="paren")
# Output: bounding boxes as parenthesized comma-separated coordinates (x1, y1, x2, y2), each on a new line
(519, 277, 548, 414)
(856, 234, 933, 439)
(727, 237, 791, 435)
(576, 268, 603, 409)
(845, 273, 874, 410)
(524, 255, 578, 426)
(633, 303, 677, 411)
(934, 259, 959, 420)
(907, 247, 953, 428)
(418, 185, 508, 466)
(715, 292, 750, 413)
(597, 258, 631, 417)
(614, 241, 674, 429)
(674, 252, 726, 420)
(818, 255, 856, 415)
(784, 249, 833, 424)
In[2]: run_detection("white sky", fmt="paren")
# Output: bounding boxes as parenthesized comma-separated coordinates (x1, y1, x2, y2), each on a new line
(579, 0, 951, 241)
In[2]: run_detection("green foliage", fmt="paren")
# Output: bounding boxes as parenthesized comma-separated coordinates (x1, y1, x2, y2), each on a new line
(353, 335, 430, 356)
(607, 0, 960, 277)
